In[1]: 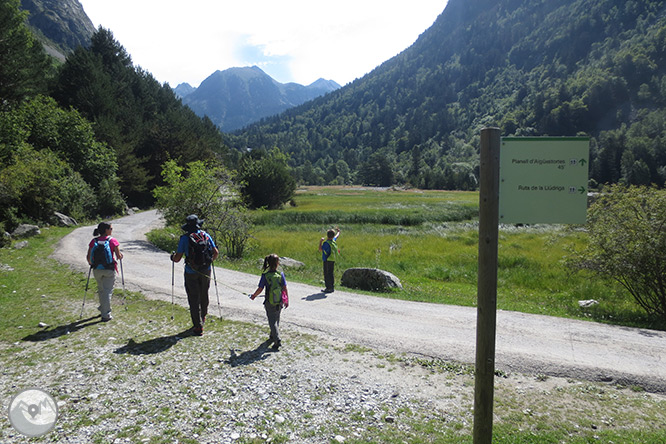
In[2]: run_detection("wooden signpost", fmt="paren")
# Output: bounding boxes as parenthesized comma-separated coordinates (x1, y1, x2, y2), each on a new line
(473, 128, 501, 444)
(473, 130, 589, 443)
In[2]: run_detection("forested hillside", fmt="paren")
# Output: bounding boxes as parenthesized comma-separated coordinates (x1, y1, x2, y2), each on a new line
(228, 0, 666, 190)
(0, 0, 227, 233)
(5, 0, 666, 233)
(51, 28, 228, 206)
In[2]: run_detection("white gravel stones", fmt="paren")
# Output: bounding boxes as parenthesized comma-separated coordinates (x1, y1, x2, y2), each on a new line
(0, 324, 470, 443)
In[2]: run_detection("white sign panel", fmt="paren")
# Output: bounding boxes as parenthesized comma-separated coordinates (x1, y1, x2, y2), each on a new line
(499, 137, 589, 224)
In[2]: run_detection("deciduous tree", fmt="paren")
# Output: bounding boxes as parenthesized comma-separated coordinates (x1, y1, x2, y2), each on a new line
(153, 160, 250, 258)
(238, 148, 296, 209)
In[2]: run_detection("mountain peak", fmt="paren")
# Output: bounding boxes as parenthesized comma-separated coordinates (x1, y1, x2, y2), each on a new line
(173, 82, 195, 99)
(309, 78, 342, 90)
(182, 67, 340, 132)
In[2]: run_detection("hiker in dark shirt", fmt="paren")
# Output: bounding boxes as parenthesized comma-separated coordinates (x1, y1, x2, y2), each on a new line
(170, 215, 219, 336)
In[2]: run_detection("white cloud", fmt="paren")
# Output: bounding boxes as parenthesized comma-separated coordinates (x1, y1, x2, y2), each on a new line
(79, 0, 447, 87)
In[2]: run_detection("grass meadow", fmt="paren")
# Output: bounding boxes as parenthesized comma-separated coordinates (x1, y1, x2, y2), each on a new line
(151, 186, 661, 331)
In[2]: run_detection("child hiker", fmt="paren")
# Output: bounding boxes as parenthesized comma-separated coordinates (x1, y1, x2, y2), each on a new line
(86, 222, 123, 322)
(249, 254, 288, 350)
(318, 227, 340, 293)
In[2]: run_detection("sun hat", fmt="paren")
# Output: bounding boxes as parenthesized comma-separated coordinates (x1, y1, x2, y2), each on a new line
(181, 214, 203, 232)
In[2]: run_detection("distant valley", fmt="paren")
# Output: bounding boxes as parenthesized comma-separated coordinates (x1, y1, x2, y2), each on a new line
(16, 0, 666, 193)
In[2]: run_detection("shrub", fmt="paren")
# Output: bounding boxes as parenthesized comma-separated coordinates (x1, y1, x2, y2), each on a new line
(0, 95, 125, 222)
(211, 206, 252, 259)
(0, 145, 96, 226)
(571, 185, 666, 320)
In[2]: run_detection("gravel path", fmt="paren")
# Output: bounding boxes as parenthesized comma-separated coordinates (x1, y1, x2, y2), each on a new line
(55, 210, 666, 393)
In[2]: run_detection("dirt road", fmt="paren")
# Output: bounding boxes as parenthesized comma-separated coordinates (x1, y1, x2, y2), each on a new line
(55, 210, 666, 392)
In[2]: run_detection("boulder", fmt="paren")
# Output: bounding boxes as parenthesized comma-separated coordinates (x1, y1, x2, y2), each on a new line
(11, 224, 40, 238)
(279, 257, 305, 269)
(255, 256, 305, 269)
(53, 212, 78, 226)
(341, 268, 402, 292)
(14, 241, 29, 250)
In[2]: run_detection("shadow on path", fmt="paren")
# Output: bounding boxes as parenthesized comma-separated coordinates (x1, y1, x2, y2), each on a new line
(114, 329, 193, 355)
(22, 316, 103, 342)
(225, 340, 277, 367)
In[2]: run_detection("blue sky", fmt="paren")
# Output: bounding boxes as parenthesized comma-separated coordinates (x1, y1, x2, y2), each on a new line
(78, 0, 448, 88)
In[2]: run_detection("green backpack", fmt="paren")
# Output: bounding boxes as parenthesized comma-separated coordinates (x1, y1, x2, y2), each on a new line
(264, 271, 283, 306)
(324, 239, 338, 262)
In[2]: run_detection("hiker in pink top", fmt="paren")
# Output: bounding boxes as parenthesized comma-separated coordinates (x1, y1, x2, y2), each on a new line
(86, 222, 123, 321)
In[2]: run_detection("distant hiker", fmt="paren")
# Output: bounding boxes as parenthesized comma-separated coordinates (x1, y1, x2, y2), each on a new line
(86, 222, 123, 322)
(319, 227, 340, 293)
(170, 215, 219, 336)
(249, 254, 288, 350)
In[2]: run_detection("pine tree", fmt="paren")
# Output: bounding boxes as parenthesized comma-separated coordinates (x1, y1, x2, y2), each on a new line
(0, 0, 50, 106)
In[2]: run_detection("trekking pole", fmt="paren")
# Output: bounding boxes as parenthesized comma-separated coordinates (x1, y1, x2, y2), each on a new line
(80, 267, 92, 319)
(120, 257, 127, 309)
(171, 251, 175, 320)
(212, 262, 222, 318)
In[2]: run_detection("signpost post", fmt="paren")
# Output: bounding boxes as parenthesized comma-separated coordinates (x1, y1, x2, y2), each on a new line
(473, 133, 589, 443)
(473, 128, 500, 444)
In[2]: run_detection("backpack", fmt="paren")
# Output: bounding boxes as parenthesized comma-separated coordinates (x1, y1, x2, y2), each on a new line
(264, 270, 283, 306)
(90, 237, 114, 270)
(186, 231, 213, 270)
(324, 239, 339, 262)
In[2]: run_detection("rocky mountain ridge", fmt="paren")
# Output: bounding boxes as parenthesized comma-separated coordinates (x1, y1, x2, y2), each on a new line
(20, 0, 95, 61)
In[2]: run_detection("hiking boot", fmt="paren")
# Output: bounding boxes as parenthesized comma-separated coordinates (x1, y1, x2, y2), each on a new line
(272, 340, 282, 350)
(322, 288, 334, 294)
(101, 315, 113, 322)
(193, 326, 203, 336)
